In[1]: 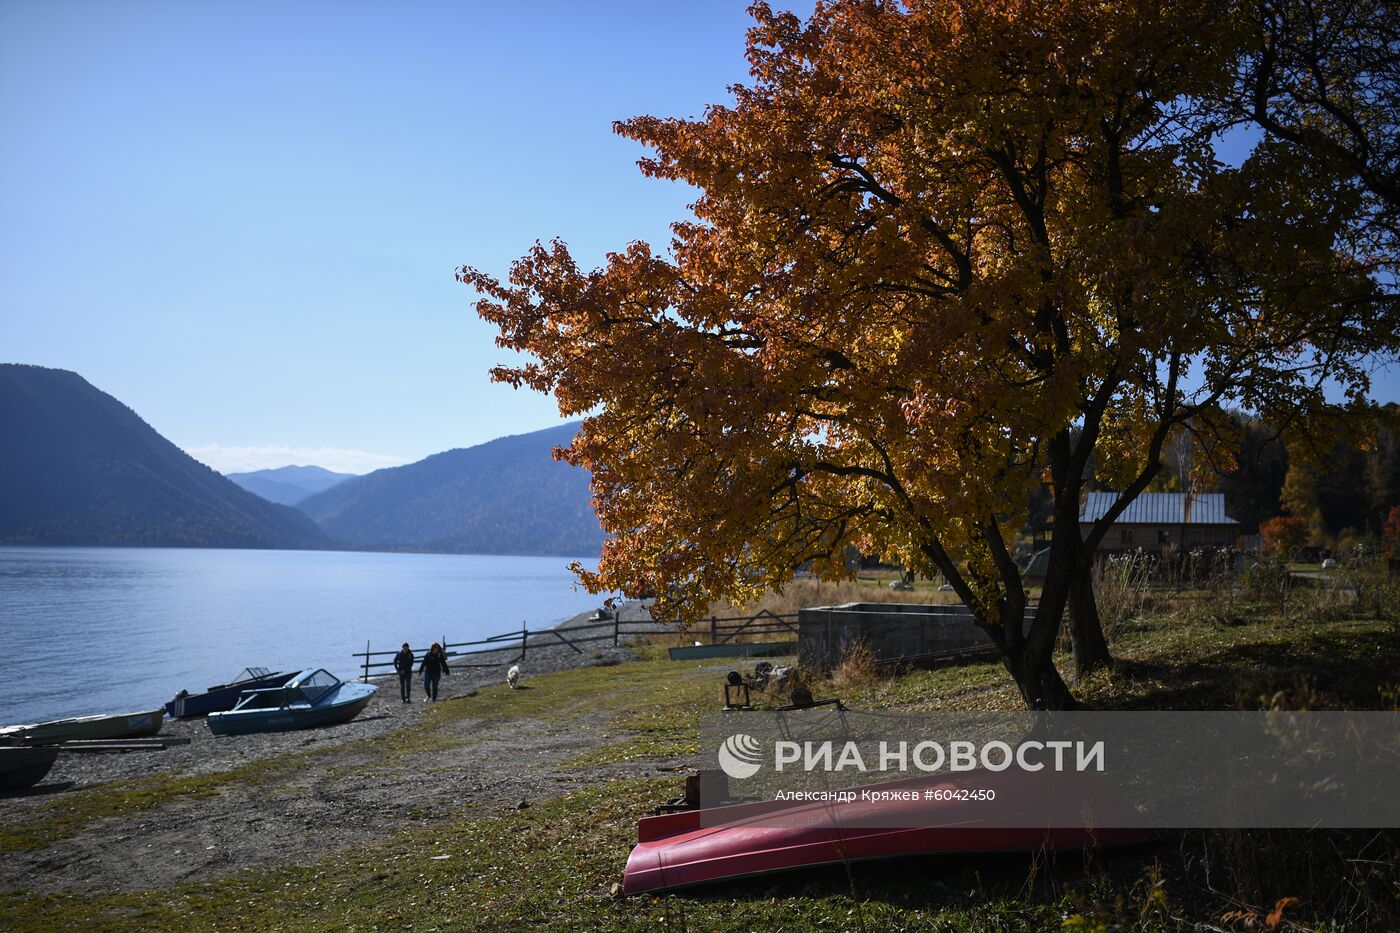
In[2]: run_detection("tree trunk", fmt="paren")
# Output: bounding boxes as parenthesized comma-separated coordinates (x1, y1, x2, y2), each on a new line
(1068, 552, 1113, 680)
(1003, 457, 1084, 709)
(946, 556, 1082, 710)
(1013, 438, 1088, 709)
(1005, 650, 1080, 710)
(934, 429, 1089, 711)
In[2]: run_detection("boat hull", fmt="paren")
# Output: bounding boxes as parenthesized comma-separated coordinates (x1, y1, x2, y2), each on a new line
(165, 671, 295, 719)
(0, 746, 60, 790)
(0, 710, 164, 746)
(622, 770, 1149, 895)
(206, 686, 376, 736)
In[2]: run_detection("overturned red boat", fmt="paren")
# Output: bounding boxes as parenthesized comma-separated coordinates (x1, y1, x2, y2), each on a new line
(622, 769, 1148, 895)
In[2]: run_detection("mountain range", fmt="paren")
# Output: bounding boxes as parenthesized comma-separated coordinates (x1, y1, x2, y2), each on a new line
(0, 365, 326, 548)
(227, 465, 355, 506)
(297, 422, 604, 556)
(0, 364, 604, 557)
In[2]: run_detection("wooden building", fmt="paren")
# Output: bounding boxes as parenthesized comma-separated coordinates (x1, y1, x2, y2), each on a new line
(1079, 491, 1239, 555)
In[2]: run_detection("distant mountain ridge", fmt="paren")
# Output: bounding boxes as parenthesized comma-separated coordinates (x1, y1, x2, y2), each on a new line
(227, 465, 355, 506)
(297, 422, 604, 556)
(0, 364, 327, 549)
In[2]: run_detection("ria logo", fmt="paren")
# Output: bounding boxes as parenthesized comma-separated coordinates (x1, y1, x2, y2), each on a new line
(717, 733, 764, 779)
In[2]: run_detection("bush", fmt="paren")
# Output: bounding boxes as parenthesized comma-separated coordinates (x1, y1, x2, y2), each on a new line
(1260, 515, 1308, 556)
(1385, 505, 1400, 560)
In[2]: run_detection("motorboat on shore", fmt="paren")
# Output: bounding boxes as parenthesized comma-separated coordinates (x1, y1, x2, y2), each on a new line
(164, 667, 295, 719)
(206, 668, 376, 736)
(0, 709, 164, 746)
(0, 746, 60, 790)
(622, 769, 1149, 895)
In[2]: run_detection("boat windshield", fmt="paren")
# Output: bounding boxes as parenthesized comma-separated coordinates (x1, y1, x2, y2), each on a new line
(296, 670, 340, 703)
(233, 687, 293, 711)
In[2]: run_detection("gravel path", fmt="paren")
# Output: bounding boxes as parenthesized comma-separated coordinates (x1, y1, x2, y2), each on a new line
(0, 601, 687, 894)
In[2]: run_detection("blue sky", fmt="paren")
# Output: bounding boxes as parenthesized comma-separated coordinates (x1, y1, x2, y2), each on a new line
(2, 1, 1395, 473)
(1, 1, 762, 471)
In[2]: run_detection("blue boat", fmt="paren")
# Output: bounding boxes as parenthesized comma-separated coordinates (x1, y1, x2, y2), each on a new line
(206, 668, 377, 736)
(165, 667, 296, 719)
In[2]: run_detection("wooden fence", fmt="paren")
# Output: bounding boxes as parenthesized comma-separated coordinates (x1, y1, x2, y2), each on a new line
(351, 609, 799, 682)
(695, 608, 798, 644)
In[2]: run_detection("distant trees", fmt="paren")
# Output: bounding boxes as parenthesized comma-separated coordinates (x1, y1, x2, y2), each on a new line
(1264, 413, 1400, 547)
(1163, 407, 1400, 546)
(1281, 462, 1329, 545)
(1215, 417, 1290, 530)
(1365, 424, 1400, 528)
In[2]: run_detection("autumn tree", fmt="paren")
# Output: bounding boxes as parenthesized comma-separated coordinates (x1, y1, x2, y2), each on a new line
(1385, 505, 1400, 559)
(462, 0, 1397, 709)
(1281, 461, 1328, 544)
(1260, 514, 1309, 556)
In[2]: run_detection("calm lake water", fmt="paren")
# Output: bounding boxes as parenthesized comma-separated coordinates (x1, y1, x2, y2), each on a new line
(0, 547, 610, 725)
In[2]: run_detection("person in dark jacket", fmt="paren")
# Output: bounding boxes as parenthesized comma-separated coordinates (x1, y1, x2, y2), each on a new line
(393, 643, 415, 703)
(420, 642, 450, 701)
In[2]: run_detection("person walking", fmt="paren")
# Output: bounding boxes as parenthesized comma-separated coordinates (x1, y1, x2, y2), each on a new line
(393, 643, 415, 703)
(420, 642, 451, 702)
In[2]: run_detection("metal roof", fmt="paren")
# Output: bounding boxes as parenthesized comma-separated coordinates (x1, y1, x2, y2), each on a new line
(1078, 491, 1238, 526)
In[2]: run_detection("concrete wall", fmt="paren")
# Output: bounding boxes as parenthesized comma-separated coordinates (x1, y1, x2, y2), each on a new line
(797, 602, 1028, 673)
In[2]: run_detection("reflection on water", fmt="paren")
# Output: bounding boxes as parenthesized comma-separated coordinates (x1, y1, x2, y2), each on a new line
(0, 547, 606, 724)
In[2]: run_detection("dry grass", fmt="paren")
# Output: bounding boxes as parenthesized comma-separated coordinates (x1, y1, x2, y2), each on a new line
(830, 638, 880, 691)
(633, 576, 963, 651)
(1094, 552, 1156, 636)
(709, 575, 963, 617)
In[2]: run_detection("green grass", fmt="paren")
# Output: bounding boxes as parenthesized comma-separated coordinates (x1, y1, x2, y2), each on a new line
(4, 777, 1376, 932)
(441, 655, 717, 722)
(0, 778, 1130, 933)
(3, 595, 1396, 931)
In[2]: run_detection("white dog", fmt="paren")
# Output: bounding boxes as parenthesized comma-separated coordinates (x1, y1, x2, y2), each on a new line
(506, 664, 521, 689)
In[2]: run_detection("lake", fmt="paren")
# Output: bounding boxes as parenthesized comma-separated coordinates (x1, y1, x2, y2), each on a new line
(0, 547, 611, 725)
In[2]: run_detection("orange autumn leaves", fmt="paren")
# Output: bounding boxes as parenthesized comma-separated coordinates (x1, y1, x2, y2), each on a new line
(460, 0, 1392, 622)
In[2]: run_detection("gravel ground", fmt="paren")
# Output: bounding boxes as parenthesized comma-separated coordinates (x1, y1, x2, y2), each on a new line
(0, 601, 684, 894)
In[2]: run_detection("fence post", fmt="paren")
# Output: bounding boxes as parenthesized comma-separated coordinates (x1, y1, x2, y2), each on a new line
(709, 616, 717, 644)
(363, 639, 370, 683)
(521, 621, 527, 661)
(613, 612, 619, 647)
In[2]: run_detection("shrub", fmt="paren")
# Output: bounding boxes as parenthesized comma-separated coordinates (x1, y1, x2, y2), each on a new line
(1384, 505, 1400, 560)
(1260, 515, 1308, 556)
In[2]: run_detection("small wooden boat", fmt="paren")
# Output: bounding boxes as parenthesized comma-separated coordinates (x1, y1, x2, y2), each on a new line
(0, 710, 164, 746)
(621, 769, 1148, 895)
(164, 667, 295, 719)
(206, 668, 376, 736)
(0, 746, 60, 790)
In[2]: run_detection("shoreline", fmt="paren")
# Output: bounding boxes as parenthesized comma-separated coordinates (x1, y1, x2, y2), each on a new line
(0, 547, 625, 727)
(0, 600, 682, 894)
(364, 599, 669, 692)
